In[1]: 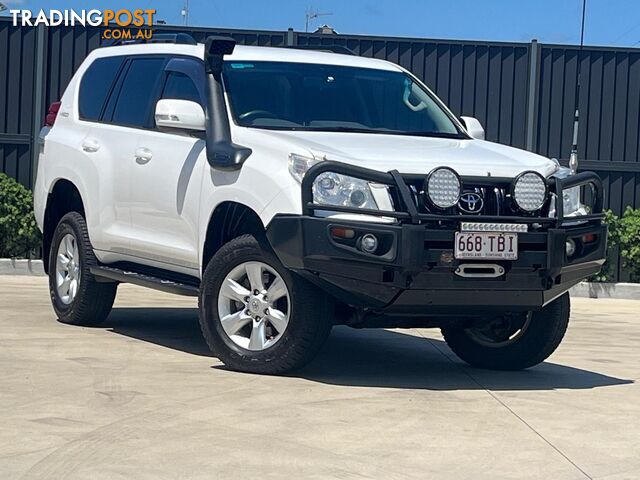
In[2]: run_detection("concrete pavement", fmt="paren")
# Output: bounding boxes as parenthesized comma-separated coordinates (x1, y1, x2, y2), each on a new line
(1, 275, 639, 479)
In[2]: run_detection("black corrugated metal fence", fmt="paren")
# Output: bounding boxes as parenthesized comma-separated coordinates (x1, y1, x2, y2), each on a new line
(1, 18, 638, 279)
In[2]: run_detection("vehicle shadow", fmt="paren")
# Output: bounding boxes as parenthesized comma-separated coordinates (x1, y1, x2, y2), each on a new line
(106, 307, 633, 391)
(108, 307, 210, 357)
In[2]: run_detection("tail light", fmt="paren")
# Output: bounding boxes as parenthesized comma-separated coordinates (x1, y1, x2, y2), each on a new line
(45, 102, 61, 127)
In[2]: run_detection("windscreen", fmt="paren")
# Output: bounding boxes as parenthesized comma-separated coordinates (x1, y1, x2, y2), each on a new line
(223, 61, 465, 138)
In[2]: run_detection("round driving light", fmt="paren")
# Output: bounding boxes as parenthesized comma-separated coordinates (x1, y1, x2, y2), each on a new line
(425, 167, 461, 209)
(513, 171, 547, 212)
(566, 238, 576, 257)
(361, 234, 378, 254)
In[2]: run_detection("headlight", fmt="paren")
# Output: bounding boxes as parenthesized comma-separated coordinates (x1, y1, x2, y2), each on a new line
(563, 186, 589, 217)
(512, 171, 547, 212)
(289, 153, 393, 211)
(313, 172, 379, 209)
(288, 153, 320, 183)
(551, 166, 587, 217)
(563, 186, 580, 216)
(425, 167, 461, 209)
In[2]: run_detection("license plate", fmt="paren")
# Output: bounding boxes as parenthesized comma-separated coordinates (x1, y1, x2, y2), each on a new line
(455, 232, 518, 260)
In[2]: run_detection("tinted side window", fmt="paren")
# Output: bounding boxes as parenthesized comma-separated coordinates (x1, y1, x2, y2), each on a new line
(161, 72, 201, 105)
(111, 57, 166, 128)
(78, 56, 124, 121)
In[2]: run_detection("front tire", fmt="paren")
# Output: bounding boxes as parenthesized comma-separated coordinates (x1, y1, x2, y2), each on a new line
(441, 293, 570, 370)
(199, 234, 333, 374)
(48, 212, 117, 326)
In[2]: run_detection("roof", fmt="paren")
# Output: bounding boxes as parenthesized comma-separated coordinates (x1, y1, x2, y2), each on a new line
(87, 42, 401, 72)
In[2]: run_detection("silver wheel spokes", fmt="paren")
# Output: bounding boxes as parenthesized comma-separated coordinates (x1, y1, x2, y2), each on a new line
(55, 233, 81, 305)
(217, 261, 290, 351)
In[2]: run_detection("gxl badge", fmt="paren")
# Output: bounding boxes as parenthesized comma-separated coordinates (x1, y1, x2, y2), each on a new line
(458, 192, 484, 214)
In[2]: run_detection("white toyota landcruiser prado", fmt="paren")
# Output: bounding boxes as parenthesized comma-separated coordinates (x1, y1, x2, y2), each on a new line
(34, 34, 607, 374)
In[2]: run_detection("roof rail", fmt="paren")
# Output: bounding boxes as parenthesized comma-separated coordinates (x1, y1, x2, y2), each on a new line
(105, 33, 197, 47)
(286, 44, 355, 56)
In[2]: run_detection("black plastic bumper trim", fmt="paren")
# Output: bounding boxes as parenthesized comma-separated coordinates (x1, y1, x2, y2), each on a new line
(266, 214, 607, 311)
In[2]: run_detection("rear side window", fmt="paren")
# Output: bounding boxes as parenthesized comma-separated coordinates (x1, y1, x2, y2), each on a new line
(161, 72, 202, 105)
(111, 57, 166, 128)
(78, 56, 124, 121)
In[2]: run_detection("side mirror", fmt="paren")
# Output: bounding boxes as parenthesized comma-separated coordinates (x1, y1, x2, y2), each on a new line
(460, 116, 485, 140)
(155, 99, 205, 132)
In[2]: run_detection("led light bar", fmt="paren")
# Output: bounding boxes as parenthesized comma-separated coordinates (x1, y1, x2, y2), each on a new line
(461, 222, 528, 233)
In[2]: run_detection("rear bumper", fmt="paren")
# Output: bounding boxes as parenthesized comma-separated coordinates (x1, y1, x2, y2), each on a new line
(266, 215, 607, 313)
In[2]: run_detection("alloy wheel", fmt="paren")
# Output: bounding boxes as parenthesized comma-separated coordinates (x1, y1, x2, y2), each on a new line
(55, 233, 81, 305)
(217, 261, 291, 351)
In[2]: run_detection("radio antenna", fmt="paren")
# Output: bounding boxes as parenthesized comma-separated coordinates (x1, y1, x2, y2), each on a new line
(569, 0, 587, 174)
(181, 0, 190, 26)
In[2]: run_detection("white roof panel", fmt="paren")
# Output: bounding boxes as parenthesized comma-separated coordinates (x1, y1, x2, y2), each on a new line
(89, 42, 401, 72)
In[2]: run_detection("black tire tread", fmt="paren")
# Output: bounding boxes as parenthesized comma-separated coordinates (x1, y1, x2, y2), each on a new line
(49, 212, 117, 326)
(198, 234, 332, 374)
(441, 293, 570, 370)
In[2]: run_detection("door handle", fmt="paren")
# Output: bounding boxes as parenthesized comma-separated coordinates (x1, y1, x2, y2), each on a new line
(81, 139, 100, 152)
(134, 147, 153, 163)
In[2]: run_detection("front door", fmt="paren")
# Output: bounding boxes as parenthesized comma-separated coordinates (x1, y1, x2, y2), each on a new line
(126, 57, 208, 274)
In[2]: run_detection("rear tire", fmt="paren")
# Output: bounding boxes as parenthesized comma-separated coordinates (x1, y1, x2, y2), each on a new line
(441, 293, 570, 370)
(199, 234, 332, 374)
(48, 212, 117, 326)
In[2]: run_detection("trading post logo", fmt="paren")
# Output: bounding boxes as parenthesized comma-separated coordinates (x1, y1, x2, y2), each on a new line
(9, 9, 157, 41)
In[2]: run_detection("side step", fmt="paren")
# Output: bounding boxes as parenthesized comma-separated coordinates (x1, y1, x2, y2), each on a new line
(90, 266, 199, 297)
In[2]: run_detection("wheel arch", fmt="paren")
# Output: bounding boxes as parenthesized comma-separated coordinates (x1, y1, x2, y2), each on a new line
(42, 179, 86, 274)
(201, 201, 266, 275)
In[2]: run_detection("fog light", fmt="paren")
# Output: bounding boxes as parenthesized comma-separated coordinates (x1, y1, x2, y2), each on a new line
(361, 234, 378, 253)
(566, 238, 576, 257)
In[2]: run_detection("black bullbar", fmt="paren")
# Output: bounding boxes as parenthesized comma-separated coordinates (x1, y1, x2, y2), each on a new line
(266, 161, 607, 313)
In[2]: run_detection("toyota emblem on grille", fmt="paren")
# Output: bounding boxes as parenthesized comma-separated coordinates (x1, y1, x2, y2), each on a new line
(458, 192, 484, 214)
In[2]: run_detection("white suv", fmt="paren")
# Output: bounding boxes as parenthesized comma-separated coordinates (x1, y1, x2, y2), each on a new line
(34, 34, 607, 374)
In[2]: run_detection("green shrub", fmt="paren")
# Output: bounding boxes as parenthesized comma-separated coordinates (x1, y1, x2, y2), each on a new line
(0, 173, 42, 258)
(592, 207, 640, 282)
(617, 207, 640, 281)
(590, 210, 618, 282)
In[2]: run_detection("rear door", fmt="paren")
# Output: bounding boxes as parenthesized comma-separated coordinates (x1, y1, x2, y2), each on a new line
(75, 55, 134, 255)
(91, 55, 168, 260)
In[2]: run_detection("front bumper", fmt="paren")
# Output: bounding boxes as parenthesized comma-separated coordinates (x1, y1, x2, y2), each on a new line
(266, 215, 607, 313)
(267, 161, 607, 316)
